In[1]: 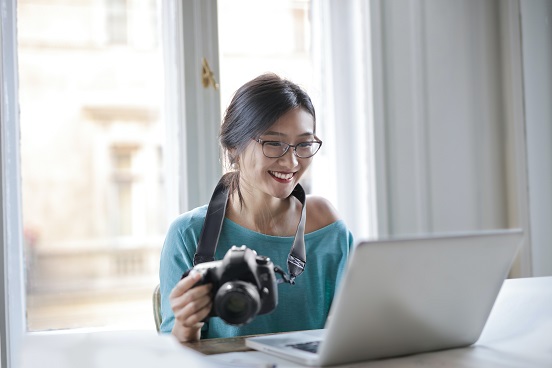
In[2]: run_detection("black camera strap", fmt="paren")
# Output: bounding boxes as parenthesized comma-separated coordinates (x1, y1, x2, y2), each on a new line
(193, 178, 229, 265)
(193, 176, 307, 284)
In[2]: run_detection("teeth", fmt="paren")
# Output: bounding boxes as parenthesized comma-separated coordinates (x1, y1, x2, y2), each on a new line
(270, 171, 294, 180)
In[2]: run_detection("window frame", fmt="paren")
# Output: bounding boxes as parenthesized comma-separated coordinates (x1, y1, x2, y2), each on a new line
(162, 0, 221, 218)
(1, 1, 26, 367)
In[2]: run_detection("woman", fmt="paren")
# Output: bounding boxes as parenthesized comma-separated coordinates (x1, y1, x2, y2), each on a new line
(159, 73, 353, 342)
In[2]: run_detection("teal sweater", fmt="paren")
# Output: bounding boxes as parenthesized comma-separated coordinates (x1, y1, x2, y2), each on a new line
(159, 204, 353, 339)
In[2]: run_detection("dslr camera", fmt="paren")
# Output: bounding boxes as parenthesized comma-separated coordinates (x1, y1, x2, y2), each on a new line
(183, 245, 278, 325)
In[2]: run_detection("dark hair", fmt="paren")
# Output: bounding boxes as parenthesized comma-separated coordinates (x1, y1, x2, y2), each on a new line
(219, 73, 316, 204)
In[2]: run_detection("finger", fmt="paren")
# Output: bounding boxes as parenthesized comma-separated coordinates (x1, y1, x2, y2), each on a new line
(170, 271, 203, 298)
(175, 297, 213, 328)
(171, 283, 212, 312)
(187, 283, 213, 298)
(187, 300, 213, 326)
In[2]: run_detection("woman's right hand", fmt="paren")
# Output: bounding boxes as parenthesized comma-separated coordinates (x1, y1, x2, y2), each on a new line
(169, 271, 213, 342)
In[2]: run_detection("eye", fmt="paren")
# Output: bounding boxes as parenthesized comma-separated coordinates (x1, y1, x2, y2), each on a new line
(297, 142, 314, 148)
(265, 141, 285, 147)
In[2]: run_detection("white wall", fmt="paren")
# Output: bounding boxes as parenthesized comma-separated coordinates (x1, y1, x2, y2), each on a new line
(372, 0, 512, 235)
(369, 0, 551, 276)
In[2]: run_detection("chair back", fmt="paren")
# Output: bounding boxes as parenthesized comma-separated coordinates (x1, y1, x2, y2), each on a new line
(153, 284, 162, 332)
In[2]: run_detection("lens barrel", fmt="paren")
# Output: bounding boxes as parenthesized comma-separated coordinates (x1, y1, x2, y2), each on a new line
(214, 281, 261, 325)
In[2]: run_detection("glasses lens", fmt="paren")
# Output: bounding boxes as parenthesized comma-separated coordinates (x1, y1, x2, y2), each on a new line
(262, 141, 287, 158)
(295, 142, 321, 158)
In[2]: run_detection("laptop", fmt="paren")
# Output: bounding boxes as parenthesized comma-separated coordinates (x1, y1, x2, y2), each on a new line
(245, 229, 524, 366)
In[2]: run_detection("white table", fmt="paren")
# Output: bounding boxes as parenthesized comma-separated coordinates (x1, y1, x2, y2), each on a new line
(21, 276, 552, 368)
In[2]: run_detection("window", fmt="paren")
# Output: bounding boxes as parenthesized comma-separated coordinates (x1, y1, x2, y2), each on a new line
(106, 0, 128, 44)
(218, 0, 316, 191)
(217, 0, 375, 238)
(111, 146, 137, 236)
(18, 0, 166, 331)
(4, 0, 377, 350)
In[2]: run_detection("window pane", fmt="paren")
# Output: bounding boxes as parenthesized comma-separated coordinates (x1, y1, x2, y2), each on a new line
(18, 0, 166, 331)
(218, 0, 315, 190)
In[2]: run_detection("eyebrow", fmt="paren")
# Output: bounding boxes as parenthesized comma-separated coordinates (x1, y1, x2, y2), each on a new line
(262, 131, 314, 138)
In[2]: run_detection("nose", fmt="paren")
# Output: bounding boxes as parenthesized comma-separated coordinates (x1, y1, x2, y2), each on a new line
(279, 146, 299, 167)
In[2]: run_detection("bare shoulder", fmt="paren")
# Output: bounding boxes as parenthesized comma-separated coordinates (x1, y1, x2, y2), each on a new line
(305, 195, 341, 233)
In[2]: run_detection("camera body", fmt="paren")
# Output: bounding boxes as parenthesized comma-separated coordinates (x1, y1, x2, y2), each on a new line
(183, 245, 278, 325)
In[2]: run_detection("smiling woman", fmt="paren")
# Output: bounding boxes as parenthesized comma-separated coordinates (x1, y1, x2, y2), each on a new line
(220, 74, 318, 204)
(159, 74, 354, 342)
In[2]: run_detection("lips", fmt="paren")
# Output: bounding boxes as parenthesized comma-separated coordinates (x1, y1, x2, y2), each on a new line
(269, 171, 295, 182)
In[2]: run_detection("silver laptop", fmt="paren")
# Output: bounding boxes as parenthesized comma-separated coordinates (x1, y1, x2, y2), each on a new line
(246, 229, 524, 366)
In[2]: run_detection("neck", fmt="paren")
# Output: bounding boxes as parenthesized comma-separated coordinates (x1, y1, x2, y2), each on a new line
(227, 182, 298, 236)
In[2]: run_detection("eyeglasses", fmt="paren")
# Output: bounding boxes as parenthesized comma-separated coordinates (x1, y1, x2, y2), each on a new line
(255, 138, 323, 158)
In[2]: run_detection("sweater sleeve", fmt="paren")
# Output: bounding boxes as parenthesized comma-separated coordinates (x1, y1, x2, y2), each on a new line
(158, 207, 206, 333)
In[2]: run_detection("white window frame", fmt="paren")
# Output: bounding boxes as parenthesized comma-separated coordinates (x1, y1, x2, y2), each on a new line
(1, 1, 26, 367)
(162, 0, 221, 218)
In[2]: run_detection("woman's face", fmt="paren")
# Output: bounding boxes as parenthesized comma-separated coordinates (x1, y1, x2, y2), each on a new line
(238, 107, 316, 201)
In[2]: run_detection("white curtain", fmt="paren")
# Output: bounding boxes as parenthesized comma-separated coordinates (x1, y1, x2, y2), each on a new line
(311, 0, 376, 240)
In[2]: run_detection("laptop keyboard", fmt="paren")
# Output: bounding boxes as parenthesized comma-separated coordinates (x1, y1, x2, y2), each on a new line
(286, 341, 320, 354)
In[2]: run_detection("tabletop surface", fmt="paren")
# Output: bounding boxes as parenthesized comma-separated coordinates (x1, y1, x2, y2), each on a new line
(21, 276, 552, 368)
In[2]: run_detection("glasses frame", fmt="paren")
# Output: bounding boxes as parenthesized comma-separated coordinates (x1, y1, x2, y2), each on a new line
(255, 138, 323, 159)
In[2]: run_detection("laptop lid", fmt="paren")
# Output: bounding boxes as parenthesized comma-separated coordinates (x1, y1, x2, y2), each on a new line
(246, 228, 524, 366)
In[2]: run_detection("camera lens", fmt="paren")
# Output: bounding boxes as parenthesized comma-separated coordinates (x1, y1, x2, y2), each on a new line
(214, 281, 261, 325)
(225, 294, 248, 313)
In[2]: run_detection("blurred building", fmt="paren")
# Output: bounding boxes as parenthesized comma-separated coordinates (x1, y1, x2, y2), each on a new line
(18, 0, 166, 330)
